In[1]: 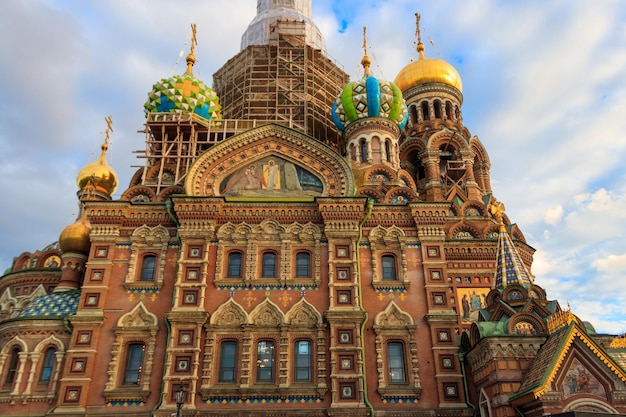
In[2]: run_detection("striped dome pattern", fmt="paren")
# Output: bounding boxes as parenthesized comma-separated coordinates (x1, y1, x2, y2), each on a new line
(331, 76, 408, 132)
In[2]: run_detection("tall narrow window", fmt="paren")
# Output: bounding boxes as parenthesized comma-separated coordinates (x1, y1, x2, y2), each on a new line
(434, 100, 442, 118)
(140, 255, 156, 281)
(262, 252, 276, 278)
(295, 252, 311, 278)
(381, 255, 397, 280)
(385, 141, 391, 162)
(294, 340, 312, 382)
(387, 342, 406, 383)
(219, 341, 237, 383)
(360, 140, 368, 161)
(5, 347, 19, 385)
(421, 101, 430, 120)
(256, 340, 275, 382)
(227, 252, 243, 278)
(123, 343, 145, 385)
(39, 347, 56, 383)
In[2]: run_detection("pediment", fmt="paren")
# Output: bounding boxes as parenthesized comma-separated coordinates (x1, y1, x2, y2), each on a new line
(185, 123, 354, 198)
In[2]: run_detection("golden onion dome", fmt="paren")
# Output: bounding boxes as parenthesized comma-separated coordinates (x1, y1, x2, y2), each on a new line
(394, 41, 462, 93)
(59, 212, 92, 254)
(76, 142, 118, 196)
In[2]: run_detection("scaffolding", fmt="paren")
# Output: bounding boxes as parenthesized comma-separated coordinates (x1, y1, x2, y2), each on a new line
(213, 19, 349, 151)
(135, 113, 271, 195)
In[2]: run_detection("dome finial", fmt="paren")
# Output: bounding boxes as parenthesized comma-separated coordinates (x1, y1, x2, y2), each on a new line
(185, 23, 198, 75)
(361, 26, 372, 77)
(415, 13, 426, 59)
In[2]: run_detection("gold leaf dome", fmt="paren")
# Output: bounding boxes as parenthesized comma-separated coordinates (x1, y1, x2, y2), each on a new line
(394, 42, 462, 93)
(59, 213, 92, 254)
(76, 143, 118, 196)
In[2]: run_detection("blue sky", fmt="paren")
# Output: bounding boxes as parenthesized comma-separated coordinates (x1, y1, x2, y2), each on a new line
(1, 0, 625, 333)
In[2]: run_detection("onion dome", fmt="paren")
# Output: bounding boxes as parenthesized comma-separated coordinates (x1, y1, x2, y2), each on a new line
(394, 14, 462, 93)
(331, 33, 408, 132)
(59, 212, 92, 254)
(144, 45, 222, 121)
(76, 141, 118, 196)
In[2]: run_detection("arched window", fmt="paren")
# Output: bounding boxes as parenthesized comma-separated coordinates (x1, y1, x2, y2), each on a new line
(295, 252, 311, 278)
(39, 347, 56, 383)
(256, 340, 275, 382)
(360, 139, 368, 162)
(445, 101, 453, 119)
(421, 101, 430, 120)
(140, 255, 156, 281)
(410, 105, 418, 124)
(434, 100, 442, 118)
(227, 252, 243, 278)
(387, 341, 406, 383)
(381, 255, 397, 280)
(385, 141, 391, 162)
(219, 341, 238, 383)
(5, 347, 20, 384)
(294, 340, 312, 382)
(123, 343, 145, 385)
(262, 252, 277, 278)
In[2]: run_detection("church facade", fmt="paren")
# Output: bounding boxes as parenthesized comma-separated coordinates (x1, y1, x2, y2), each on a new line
(1, 2, 626, 417)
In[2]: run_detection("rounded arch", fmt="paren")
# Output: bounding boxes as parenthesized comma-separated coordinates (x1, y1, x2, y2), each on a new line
(427, 129, 468, 152)
(186, 124, 354, 198)
(356, 188, 384, 203)
(384, 188, 418, 204)
(155, 185, 185, 202)
(363, 166, 398, 183)
(121, 185, 156, 203)
(508, 312, 547, 335)
(460, 202, 484, 217)
(397, 171, 417, 190)
(563, 398, 619, 414)
(449, 222, 480, 239)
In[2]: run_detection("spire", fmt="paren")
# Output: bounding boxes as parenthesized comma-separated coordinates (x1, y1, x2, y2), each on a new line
(361, 26, 372, 77)
(414, 13, 426, 60)
(185, 23, 197, 75)
(491, 199, 533, 289)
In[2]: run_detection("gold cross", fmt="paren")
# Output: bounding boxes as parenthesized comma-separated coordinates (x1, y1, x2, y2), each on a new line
(190, 23, 197, 56)
(103, 115, 113, 145)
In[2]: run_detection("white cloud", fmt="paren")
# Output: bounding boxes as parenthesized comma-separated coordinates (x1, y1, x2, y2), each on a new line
(544, 205, 563, 226)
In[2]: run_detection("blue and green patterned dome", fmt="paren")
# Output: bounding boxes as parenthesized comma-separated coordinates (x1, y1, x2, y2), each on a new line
(144, 54, 222, 121)
(331, 69, 408, 132)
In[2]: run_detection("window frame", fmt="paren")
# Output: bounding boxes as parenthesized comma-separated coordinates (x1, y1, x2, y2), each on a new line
(294, 339, 312, 383)
(256, 340, 276, 383)
(218, 340, 238, 383)
(261, 252, 277, 278)
(381, 254, 397, 281)
(295, 251, 311, 278)
(5, 347, 20, 385)
(39, 346, 57, 383)
(226, 251, 243, 278)
(139, 254, 157, 281)
(387, 341, 407, 384)
(122, 343, 145, 386)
